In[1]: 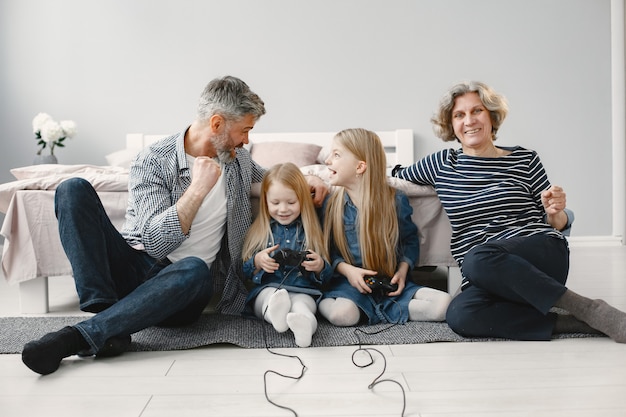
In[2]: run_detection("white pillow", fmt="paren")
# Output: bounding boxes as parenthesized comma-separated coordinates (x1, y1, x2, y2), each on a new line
(387, 176, 437, 197)
(300, 164, 331, 182)
(316, 146, 331, 164)
(105, 149, 136, 169)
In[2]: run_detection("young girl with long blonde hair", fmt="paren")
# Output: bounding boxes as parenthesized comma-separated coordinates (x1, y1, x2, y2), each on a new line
(242, 163, 332, 347)
(320, 128, 451, 326)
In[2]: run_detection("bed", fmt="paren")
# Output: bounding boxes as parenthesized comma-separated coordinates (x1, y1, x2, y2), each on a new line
(0, 129, 457, 313)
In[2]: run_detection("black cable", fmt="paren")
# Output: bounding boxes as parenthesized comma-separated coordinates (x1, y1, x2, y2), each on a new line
(257, 266, 408, 416)
(350, 301, 407, 417)
(258, 266, 306, 417)
(261, 322, 306, 417)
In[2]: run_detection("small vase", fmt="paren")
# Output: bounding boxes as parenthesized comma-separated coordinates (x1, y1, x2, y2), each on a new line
(33, 154, 58, 165)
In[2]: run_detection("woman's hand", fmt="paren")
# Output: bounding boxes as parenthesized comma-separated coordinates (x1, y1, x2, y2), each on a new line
(336, 263, 378, 294)
(541, 185, 568, 230)
(541, 185, 566, 214)
(300, 250, 324, 274)
(253, 244, 280, 274)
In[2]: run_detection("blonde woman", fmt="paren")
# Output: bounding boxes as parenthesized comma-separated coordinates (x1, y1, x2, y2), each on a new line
(319, 128, 451, 326)
(242, 163, 332, 347)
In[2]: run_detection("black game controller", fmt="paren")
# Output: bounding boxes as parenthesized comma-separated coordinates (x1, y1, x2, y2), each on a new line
(272, 249, 311, 268)
(364, 276, 398, 293)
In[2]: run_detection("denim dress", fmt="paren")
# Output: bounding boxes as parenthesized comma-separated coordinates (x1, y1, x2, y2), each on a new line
(322, 190, 422, 324)
(243, 218, 333, 313)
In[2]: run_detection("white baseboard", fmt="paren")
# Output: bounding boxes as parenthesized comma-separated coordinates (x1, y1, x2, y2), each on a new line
(567, 235, 624, 246)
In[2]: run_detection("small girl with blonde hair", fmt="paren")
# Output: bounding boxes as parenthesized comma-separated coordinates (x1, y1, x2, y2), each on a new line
(320, 128, 452, 326)
(242, 163, 332, 347)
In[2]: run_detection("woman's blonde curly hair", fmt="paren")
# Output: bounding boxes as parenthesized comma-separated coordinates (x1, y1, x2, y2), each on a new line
(431, 81, 509, 142)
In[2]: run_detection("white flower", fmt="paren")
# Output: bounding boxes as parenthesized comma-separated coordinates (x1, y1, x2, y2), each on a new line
(33, 113, 77, 155)
(60, 120, 77, 138)
(32, 112, 52, 135)
(41, 120, 64, 143)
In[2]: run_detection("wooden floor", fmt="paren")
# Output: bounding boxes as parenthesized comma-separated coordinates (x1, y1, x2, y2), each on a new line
(1, 244, 625, 417)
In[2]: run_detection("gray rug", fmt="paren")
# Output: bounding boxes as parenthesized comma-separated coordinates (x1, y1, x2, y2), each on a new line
(0, 314, 601, 354)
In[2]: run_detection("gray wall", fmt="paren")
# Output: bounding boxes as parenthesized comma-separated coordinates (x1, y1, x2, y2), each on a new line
(0, 0, 614, 237)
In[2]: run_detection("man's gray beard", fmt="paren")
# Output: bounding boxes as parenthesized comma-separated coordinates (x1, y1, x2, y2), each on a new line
(213, 132, 235, 163)
(217, 149, 235, 164)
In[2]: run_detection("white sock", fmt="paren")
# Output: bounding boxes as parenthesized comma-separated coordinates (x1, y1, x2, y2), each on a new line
(287, 312, 316, 347)
(286, 294, 318, 347)
(265, 289, 291, 333)
(408, 287, 452, 322)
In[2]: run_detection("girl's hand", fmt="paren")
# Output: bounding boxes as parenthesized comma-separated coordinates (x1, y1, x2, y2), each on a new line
(337, 263, 378, 294)
(254, 244, 280, 274)
(387, 270, 407, 297)
(300, 250, 324, 273)
(387, 262, 410, 296)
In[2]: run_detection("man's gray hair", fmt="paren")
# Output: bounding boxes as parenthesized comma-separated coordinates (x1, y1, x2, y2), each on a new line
(197, 75, 266, 122)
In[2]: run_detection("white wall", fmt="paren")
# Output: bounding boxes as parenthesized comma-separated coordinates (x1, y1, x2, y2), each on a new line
(0, 0, 617, 237)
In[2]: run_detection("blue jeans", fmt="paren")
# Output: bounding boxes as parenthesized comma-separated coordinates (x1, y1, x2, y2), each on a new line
(55, 178, 213, 353)
(446, 234, 569, 340)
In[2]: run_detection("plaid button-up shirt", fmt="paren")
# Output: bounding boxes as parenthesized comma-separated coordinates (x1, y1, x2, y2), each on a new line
(122, 129, 266, 314)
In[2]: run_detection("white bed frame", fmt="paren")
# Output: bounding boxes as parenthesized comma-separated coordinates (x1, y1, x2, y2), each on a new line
(126, 129, 416, 173)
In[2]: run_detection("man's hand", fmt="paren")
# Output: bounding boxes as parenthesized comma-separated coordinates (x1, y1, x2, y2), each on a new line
(177, 157, 222, 234)
(305, 175, 329, 207)
(191, 157, 222, 195)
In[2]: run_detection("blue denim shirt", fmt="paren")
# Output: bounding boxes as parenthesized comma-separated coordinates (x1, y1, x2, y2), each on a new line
(329, 191, 419, 271)
(243, 218, 333, 308)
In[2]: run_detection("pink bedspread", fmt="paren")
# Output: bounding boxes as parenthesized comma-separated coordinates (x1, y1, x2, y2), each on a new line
(1, 190, 128, 285)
